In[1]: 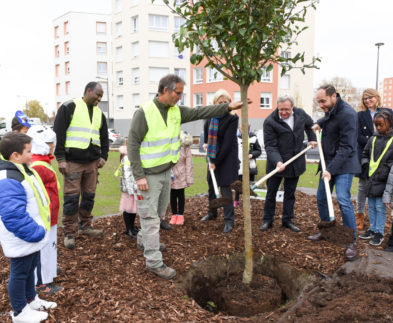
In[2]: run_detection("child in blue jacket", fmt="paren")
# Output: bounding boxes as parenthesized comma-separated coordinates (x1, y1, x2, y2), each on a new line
(0, 132, 57, 322)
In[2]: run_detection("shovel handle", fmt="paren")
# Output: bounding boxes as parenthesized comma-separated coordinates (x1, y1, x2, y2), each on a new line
(208, 159, 220, 198)
(316, 130, 334, 221)
(251, 145, 312, 190)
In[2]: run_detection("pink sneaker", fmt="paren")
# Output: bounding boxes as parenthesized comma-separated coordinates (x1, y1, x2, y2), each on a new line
(176, 215, 184, 225)
(233, 201, 239, 208)
(169, 215, 178, 225)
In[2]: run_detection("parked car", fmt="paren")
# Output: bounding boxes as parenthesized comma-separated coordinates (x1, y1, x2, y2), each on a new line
(108, 128, 120, 144)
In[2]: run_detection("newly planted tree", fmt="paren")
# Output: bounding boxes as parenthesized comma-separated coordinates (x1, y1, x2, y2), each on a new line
(161, 0, 319, 283)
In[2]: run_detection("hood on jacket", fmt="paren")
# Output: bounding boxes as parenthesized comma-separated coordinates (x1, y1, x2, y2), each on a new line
(27, 125, 56, 156)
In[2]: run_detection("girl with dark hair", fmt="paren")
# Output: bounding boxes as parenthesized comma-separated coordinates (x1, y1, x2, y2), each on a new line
(359, 111, 393, 246)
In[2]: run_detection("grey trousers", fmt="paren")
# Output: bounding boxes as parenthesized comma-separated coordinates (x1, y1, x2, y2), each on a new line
(136, 169, 171, 269)
(356, 177, 368, 213)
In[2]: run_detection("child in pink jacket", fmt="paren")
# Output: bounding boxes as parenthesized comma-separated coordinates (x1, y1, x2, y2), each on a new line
(170, 131, 194, 225)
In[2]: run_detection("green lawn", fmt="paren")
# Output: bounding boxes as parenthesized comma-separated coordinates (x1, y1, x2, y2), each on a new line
(53, 153, 359, 219)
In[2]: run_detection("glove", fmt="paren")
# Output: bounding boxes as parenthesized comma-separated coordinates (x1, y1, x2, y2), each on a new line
(58, 161, 68, 176)
(97, 158, 106, 169)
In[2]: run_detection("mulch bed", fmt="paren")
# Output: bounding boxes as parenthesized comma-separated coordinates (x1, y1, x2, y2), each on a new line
(1, 191, 393, 322)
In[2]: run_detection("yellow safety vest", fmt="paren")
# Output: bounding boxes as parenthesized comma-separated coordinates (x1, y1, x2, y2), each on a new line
(65, 97, 102, 149)
(114, 160, 130, 177)
(31, 161, 61, 191)
(369, 136, 393, 177)
(139, 101, 181, 168)
(13, 163, 51, 231)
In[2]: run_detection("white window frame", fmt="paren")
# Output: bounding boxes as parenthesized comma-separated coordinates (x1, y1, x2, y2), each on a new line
(148, 14, 168, 32)
(193, 68, 203, 84)
(115, 0, 122, 13)
(148, 41, 169, 58)
(131, 41, 139, 58)
(206, 92, 216, 105)
(280, 74, 290, 90)
(131, 68, 140, 84)
(96, 42, 107, 55)
(174, 68, 186, 80)
(130, 16, 139, 33)
(115, 21, 123, 38)
(132, 93, 140, 109)
(207, 67, 223, 83)
(261, 66, 273, 83)
(149, 67, 170, 83)
(96, 22, 106, 35)
(115, 46, 123, 62)
(260, 92, 273, 109)
(233, 91, 241, 102)
(116, 95, 124, 110)
(193, 93, 203, 107)
(174, 16, 185, 32)
(97, 62, 107, 75)
(116, 71, 124, 86)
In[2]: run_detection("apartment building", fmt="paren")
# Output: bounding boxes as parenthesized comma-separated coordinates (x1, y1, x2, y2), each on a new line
(383, 77, 393, 109)
(111, 0, 190, 135)
(53, 12, 113, 127)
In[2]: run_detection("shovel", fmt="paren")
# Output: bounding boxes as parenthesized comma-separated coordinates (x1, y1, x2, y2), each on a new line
(315, 129, 335, 224)
(208, 158, 232, 209)
(231, 145, 312, 196)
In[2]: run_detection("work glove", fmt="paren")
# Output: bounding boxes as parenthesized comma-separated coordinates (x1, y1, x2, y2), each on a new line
(97, 158, 106, 169)
(58, 161, 68, 176)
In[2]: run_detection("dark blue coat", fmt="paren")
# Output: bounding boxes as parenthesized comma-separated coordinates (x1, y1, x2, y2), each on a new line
(263, 107, 316, 178)
(204, 113, 239, 186)
(317, 95, 361, 175)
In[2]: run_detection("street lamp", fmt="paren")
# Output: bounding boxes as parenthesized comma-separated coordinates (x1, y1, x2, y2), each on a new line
(375, 42, 384, 90)
(96, 76, 111, 128)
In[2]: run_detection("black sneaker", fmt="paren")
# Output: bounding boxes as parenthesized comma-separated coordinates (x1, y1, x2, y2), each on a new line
(370, 233, 384, 246)
(359, 229, 375, 240)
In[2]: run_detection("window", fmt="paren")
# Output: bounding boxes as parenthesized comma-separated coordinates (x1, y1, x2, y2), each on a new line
(65, 81, 70, 94)
(207, 67, 223, 83)
(97, 62, 107, 75)
(97, 42, 107, 55)
(98, 82, 108, 101)
(194, 45, 202, 55)
(194, 93, 203, 106)
(115, 21, 123, 37)
(149, 67, 169, 83)
(131, 68, 140, 84)
(65, 61, 70, 74)
(178, 93, 185, 105)
(132, 93, 140, 109)
(96, 22, 106, 34)
(260, 92, 272, 109)
(131, 41, 139, 58)
(115, 0, 122, 12)
(174, 46, 184, 59)
(233, 91, 240, 102)
(116, 95, 124, 110)
(55, 64, 59, 77)
(54, 45, 59, 58)
(206, 92, 216, 105)
(149, 14, 168, 31)
(131, 16, 139, 33)
(64, 41, 69, 55)
(174, 68, 186, 80)
(280, 51, 291, 66)
(280, 75, 290, 89)
(176, 0, 185, 6)
(115, 46, 123, 62)
(64, 21, 69, 34)
(130, 0, 139, 6)
(174, 17, 185, 32)
(261, 66, 272, 83)
(54, 26, 59, 39)
(56, 83, 60, 96)
(148, 41, 169, 58)
(116, 71, 124, 86)
(193, 68, 203, 84)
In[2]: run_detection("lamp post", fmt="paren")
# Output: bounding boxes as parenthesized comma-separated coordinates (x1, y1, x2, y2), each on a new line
(375, 42, 384, 91)
(96, 76, 111, 128)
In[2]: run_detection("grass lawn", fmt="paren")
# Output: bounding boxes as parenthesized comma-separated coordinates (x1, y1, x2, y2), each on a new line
(53, 153, 359, 219)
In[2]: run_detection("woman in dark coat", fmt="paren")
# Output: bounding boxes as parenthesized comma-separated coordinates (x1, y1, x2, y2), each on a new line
(200, 89, 239, 233)
(356, 88, 391, 230)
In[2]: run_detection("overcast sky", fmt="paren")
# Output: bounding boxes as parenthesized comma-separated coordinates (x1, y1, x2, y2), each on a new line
(1, 0, 392, 119)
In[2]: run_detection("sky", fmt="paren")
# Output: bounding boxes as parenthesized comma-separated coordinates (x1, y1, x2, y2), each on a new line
(0, 0, 393, 119)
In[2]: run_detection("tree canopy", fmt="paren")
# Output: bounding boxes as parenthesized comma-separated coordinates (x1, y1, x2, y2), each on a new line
(23, 100, 48, 122)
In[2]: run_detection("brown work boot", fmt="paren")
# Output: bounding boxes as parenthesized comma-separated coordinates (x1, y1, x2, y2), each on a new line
(356, 213, 365, 231)
(64, 235, 75, 249)
(78, 226, 103, 237)
(147, 264, 176, 279)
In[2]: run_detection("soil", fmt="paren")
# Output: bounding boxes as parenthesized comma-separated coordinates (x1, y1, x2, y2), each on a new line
(0, 191, 393, 322)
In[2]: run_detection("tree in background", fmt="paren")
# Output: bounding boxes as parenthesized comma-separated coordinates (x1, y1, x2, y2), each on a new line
(161, 0, 320, 284)
(23, 100, 48, 123)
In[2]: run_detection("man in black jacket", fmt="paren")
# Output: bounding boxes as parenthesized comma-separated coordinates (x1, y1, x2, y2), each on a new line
(308, 84, 361, 261)
(54, 82, 109, 249)
(261, 95, 317, 232)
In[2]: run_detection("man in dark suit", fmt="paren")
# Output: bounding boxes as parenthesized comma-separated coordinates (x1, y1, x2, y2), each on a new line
(261, 95, 317, 232)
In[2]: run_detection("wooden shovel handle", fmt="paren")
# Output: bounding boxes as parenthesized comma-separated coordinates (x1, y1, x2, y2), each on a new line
(208, 159, 220, 198)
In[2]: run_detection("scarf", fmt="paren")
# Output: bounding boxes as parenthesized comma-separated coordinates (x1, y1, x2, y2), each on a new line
(206, 117, 220, 158)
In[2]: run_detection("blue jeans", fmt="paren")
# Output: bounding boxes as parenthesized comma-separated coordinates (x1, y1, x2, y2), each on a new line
(9, 251, 39, 313)
(368, 197, 386, 235)
(317, 173, 357, 240)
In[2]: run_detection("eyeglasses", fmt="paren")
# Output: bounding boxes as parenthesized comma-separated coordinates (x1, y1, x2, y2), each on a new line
(363, 96, 375, 102)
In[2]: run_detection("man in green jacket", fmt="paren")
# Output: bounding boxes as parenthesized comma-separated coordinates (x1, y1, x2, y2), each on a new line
(128, 74, 248, 279)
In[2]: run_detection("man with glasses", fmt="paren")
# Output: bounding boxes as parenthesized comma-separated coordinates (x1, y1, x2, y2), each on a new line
(128, 74, 248, 279)
(261, 95, 317, 233)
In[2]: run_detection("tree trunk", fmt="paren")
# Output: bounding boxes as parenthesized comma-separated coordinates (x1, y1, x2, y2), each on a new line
(240, 84, 253, 284)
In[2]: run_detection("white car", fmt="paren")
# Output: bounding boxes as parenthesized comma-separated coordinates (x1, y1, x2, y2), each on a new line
(108, 128, 120, 144)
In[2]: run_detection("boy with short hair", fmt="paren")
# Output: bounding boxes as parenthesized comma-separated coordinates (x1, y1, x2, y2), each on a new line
(27, 125, 63, 294)
(0, 132, 57, 322)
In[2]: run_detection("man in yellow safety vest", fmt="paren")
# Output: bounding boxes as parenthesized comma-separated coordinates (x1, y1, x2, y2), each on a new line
(53, 82, 109, 249)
